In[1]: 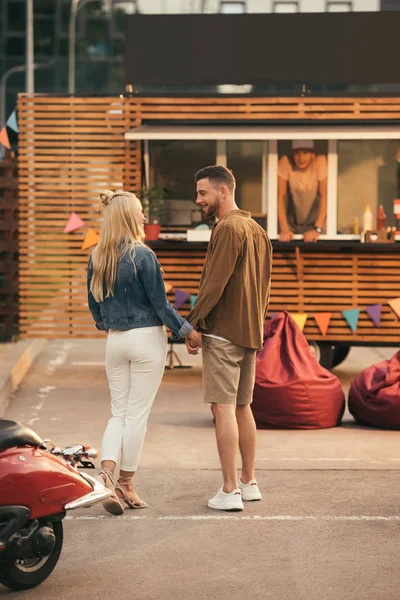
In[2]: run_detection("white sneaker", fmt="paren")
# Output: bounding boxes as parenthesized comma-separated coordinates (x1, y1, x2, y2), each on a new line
(239, 479, 262, 501)
(208, 487, 244, 511)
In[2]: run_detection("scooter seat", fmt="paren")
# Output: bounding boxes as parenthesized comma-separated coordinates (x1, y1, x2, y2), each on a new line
(0, 420, 43, 452)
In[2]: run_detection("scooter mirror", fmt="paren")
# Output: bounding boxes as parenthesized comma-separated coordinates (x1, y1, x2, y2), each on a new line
(85, 448, 98, 460)
(61, 445, 84, 457)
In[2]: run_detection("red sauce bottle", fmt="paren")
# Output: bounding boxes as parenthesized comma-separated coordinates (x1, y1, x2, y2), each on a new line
(377, 204, 386, 230)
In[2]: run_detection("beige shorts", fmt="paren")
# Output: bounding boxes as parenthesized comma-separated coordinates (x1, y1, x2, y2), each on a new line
(202, 336, 257, 405)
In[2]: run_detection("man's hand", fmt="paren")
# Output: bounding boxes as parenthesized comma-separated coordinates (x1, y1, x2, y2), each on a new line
(185, 330, 202, 355)
(279, 230, 294, 242)
(303, 229, 320, 243)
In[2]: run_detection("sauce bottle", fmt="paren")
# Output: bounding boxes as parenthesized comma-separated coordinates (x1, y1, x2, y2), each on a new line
(363, 205, 373, 233)
(377, 204, 386, 230)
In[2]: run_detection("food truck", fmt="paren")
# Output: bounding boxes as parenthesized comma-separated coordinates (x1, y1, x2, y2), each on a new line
(16, 12, 400, 369)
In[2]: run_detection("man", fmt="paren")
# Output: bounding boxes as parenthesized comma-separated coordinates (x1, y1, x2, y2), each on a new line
(186, 165, 272, 512)
(278, 140, 327, 243)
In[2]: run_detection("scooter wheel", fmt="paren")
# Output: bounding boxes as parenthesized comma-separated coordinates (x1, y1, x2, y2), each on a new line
(0, 521, 63, 591)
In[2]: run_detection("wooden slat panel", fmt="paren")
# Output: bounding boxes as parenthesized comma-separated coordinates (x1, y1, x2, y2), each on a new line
(128, 96, 400, 121)
(18, 95, 141, 338)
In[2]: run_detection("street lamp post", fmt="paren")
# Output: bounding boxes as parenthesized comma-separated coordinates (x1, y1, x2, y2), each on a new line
(0, 66, 26, 130)
(68, 0, 102, 95)
(68, 0, 81, 95)
(68, 0, 139, 95)
(26, 0, 34, 94)
(0, 61, 55, 137)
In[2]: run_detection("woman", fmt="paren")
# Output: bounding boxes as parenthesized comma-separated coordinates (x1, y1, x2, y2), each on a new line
(88, 189, 201, 515)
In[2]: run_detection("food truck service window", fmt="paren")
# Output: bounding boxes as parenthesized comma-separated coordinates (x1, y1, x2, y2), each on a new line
(149, 140, 216, 226)
(337, 140, 400, 234)
(277, 140, 328, 242)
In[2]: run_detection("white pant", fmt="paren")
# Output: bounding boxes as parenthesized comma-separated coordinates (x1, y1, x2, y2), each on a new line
(101, 326, 167, 471)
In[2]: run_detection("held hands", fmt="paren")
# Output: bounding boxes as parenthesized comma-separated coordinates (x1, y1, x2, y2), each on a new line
(185, 329, 202, 355)
(303, 229, 320, 243)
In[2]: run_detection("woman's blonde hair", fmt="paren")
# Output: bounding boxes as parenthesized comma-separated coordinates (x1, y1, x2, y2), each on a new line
(90, 189, 145, 302)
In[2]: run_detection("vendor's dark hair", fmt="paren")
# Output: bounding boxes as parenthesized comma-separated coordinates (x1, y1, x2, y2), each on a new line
(195, 165, 236, 192)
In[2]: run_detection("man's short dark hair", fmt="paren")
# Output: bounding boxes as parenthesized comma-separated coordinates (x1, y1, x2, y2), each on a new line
(195, 165, 236, 193)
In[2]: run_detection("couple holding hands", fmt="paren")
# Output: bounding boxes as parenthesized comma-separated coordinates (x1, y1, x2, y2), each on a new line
(88, 165, 272, 513)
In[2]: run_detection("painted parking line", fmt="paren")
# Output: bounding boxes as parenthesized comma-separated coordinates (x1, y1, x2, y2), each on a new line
(66, 515, 400, 522)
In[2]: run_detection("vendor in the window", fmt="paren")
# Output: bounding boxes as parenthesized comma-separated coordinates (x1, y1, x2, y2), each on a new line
(278, 140, 327, 242)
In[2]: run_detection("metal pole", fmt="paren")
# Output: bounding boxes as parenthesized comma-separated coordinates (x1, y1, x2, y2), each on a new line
(1, 61, 55, 128)
(69, 0, 101, 95)
(26, 0, 34, 94)
(0, 66, 26, 129)
(68, 0, 80, 94)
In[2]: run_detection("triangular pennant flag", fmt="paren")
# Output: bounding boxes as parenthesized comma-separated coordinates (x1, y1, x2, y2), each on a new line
(343, 308, 360, 332)
(81, 228, 99, 251)
(365, 304, 382, 327)
(175, 289, 190, 310)
(289, 313, 308, 332)
(190, 295, 197, 309)
(0, 127, 11, 150)
(389, 297, 400, 319)
(64, 212, 85, 233)
(164, 281, 173, 294)
(314, 312, 332, 336)
(6, 111, 18, 133)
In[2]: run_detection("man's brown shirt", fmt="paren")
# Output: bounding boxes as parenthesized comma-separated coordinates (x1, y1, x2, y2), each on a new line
(188, 210, 272, 350)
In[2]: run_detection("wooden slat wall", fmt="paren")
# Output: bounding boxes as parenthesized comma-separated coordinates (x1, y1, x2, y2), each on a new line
(157, 248, 400, 344)
(269, 250, 400, 344)
(18, 96, 140, 338)
(17, 94, 400, 341)
(128, 97, 400, 121)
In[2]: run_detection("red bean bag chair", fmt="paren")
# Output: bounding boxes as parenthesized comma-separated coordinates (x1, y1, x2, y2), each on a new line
(252, 312, 345, 429)
(348, 350, 400, 429)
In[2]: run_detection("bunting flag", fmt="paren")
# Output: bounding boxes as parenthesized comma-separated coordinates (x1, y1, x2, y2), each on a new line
(389, 297, 400, 319)
(164, 281, 173, 294)
(365, 304, 382, 327)
(175, 289, 190, 310)
(314, 312, 332, 336)
(289, 313, 308, 331)
(343, 308, 360, 332)
(64, 212, 85, 233)
(0, 127, 11, 149)
(81, 228, 99, 250)
(190, 295, 197, 309)
(6, 111, 18, 133)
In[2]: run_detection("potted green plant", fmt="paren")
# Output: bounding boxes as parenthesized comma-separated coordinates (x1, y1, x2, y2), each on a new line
(141, 185, 168, 241)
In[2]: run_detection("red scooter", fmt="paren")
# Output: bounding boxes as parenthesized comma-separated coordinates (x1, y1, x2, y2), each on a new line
(0, 419, 111, 591)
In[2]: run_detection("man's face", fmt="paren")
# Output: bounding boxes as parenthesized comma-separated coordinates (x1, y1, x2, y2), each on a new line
(196, 178, 222, 219)
(293, 149, 314, 171)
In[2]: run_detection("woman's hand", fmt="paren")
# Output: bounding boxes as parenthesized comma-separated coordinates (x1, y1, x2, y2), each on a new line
(279, 230, 294, 242)
(185, 330, 202, 355)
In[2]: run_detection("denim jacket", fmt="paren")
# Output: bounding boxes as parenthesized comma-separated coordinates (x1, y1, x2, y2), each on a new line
(87, 245, 192, 340)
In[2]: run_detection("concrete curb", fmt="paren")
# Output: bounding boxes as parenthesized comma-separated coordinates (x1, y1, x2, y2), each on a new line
(0, 339, 48, 417)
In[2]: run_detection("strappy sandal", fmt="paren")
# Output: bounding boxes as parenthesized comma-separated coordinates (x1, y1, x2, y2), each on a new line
(98, 469, 124, 515)
(115, 476, 148, 509)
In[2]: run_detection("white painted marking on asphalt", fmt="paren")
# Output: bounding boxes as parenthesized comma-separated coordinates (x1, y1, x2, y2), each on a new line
(71, 361, 105, 366)
(66, 515, 400, 522)
(27, 385, 57, 425)
(47, 341, 75, 375)
(26, 342, 73, 424)
(258, 458, 359, 462)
